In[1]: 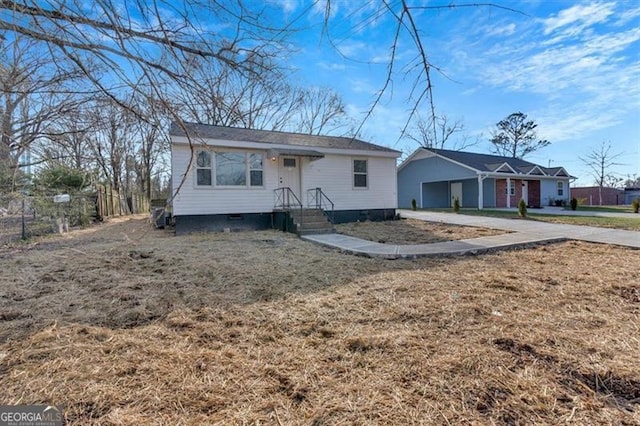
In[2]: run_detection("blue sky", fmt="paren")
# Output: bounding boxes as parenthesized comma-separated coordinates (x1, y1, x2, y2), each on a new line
(268, 0, 640, 186)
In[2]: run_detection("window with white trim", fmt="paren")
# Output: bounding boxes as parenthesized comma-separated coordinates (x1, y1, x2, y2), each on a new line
(506, 180, 515, 196)
(196, 151, 212, 186)
(249, 153, 263, 186)
(196, 151, 264, 188)
(353, 159, 368, 188)
(557, 181, 564, 197)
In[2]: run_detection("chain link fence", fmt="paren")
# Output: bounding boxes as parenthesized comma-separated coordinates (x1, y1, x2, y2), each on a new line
(1, 189, 150, 245)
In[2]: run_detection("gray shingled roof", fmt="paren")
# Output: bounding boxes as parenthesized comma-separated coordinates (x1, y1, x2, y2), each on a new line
(170, 122, 400, 154)
(428, 148, 564, 175)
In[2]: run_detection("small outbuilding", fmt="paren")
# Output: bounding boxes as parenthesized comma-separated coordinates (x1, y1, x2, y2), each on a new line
(570, 186, 624, 205)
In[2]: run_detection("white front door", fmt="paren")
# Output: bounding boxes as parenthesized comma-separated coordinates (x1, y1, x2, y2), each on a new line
(278, 156, 301, 202)
(451, 182, 463, 207)
(522, 181, 529, 206)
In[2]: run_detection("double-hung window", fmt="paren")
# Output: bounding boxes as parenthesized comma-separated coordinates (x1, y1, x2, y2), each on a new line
(353, 159, 368, 188)
(196, 151, 212, 186)
(249, 153, 263, 186)
(557, 181, 564, 197)
(196, 150, 263, 188)
(506, 180, 515, 196)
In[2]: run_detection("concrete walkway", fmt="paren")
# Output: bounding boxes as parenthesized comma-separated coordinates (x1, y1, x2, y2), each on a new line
(301, 209, 639, 259)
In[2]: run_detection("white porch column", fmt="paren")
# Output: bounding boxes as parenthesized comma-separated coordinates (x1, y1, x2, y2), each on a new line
(506, 177, 511, 209)
(477, 174, 484, 210)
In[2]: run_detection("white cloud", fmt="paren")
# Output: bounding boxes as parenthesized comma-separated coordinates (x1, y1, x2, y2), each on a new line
(440, 1, 640, 155)
(336, 40, 368, 57)
(347, 77, 377, 95)
(614, 6, 640, 26)
(269, 0, 299, 14)
(479, 27, 640, 101)
(542, 2, 616, 35)
(318, 61, 347, 70)
(486, 23, 516, 37)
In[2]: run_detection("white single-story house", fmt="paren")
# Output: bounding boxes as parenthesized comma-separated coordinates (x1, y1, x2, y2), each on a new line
(170, 122, 401, 234)
(398, 148, 573, 209)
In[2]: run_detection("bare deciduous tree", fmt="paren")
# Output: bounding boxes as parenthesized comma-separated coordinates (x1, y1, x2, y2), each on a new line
(405, 113, 479, 150)
(294, 87, 348, 135)
(0, 35, 83, 190)
(321, 1, 524, 143)
(0, 0, 526, 198)
(580, 141, 624, 206)
(88, 98, 138, 192)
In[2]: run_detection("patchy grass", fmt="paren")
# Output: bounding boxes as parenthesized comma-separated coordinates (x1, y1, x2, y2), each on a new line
(432, 208, 640, 231)
(570, 205, 635, 213)
(533, 215, 640, 230)
(335, 218, 506, 244)
(1, 217, 639, 425)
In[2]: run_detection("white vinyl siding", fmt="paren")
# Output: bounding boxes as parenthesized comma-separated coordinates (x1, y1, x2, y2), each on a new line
(302, 155, 397, 210)
(171, 146, 274, 215)
(172, 145, 398, 215)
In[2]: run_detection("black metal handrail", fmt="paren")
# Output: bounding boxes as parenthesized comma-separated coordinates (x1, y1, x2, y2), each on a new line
(307, 187, 335, 224)
(274, 187, 303, 233)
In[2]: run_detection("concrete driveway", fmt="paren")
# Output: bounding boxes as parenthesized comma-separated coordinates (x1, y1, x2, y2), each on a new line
(399, 209, 640, 248)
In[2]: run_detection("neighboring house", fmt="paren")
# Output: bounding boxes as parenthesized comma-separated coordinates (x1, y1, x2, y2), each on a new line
(570, 186, 624, 205)
(397, 148, 573, 209)
(170, 122, 401, 234)
(624, 188, 640, 205)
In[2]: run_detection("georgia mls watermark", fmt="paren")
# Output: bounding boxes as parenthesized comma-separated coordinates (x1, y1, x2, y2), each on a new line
(0, 405, 62, 426)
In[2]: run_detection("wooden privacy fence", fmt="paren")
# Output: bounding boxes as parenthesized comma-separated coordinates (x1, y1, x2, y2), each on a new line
(96, 186, 149, 219)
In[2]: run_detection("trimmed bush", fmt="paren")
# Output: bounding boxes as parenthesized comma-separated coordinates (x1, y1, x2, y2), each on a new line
(411, 199, 417, 211)
(453, 197, 460, 213)
(633, 198, 639, 214)
(518, 199, 527, 217)
(570, 198, 578, 211)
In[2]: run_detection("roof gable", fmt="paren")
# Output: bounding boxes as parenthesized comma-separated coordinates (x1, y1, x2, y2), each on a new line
(517, 165, 546, 175)
(490, 162, 518, 173)
(170, 122, 400, 155)
(422, 148, 568, 176)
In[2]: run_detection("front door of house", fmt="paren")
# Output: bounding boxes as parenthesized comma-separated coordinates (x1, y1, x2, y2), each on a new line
(522, 181, 529, 206)
(278, 156, 301, 204)
(451, 182, 463, 207)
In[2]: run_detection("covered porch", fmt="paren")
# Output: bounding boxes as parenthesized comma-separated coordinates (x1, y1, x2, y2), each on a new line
(493, 178, 541, 208)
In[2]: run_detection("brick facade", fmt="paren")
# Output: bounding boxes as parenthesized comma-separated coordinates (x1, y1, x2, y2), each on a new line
(496, 179, 541, 208)
(528, 180, 541, 208)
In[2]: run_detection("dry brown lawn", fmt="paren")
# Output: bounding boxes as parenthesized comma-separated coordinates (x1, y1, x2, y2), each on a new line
(1, 217, 639, 425)
(335, 217, 505, 244)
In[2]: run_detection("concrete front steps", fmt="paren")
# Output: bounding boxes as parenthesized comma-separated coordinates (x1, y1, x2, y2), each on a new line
(288, 208, 334, 235)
